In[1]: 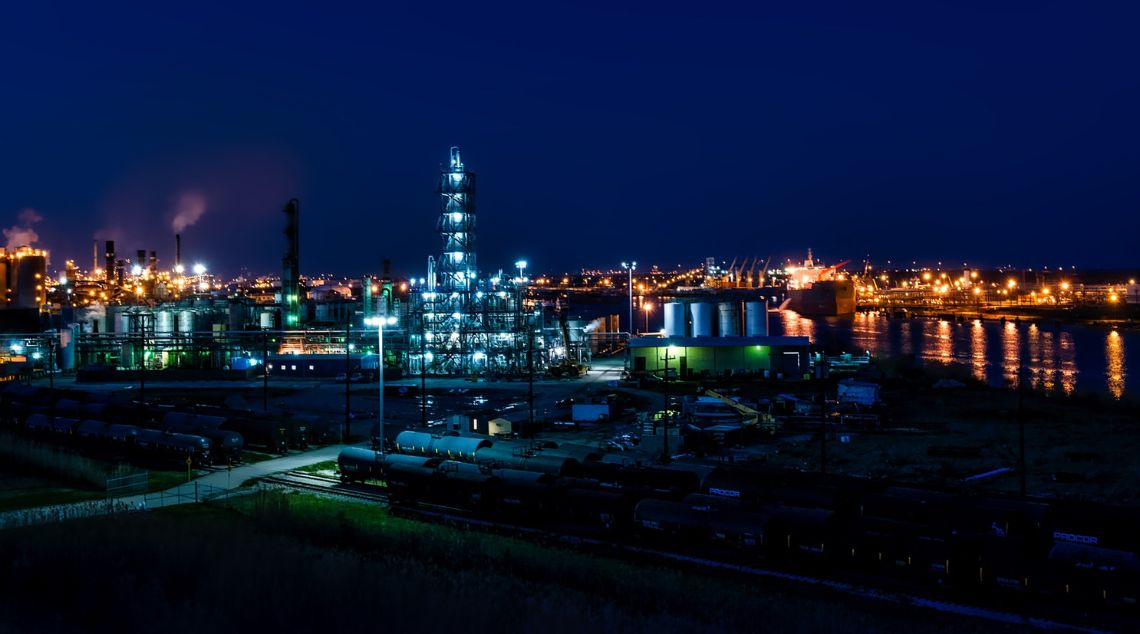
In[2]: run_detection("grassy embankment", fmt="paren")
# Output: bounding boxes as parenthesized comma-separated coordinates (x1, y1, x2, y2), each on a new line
(0, 490, 1011, 633)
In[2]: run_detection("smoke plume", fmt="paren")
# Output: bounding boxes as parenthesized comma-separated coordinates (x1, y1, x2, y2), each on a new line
(171, 191, 207, 233)
(4, 208, 43, 249)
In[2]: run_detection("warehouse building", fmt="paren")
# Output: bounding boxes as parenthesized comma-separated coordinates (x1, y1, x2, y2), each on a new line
(628, 335, 811, 379)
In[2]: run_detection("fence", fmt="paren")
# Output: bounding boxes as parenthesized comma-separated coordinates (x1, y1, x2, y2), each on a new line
(0, 482, 231, 531)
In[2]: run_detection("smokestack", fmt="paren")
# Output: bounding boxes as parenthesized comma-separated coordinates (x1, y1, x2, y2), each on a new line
(92, 239, 98, 273)
(104, 240, 115, 284)
(136, 250, 145, 269)
(175, 234, 182, 269)
(148, 251, 157, 274)
(282, 198, 301, 327)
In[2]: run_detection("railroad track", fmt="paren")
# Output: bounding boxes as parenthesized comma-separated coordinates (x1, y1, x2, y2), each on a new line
(260, 472, 390, 504)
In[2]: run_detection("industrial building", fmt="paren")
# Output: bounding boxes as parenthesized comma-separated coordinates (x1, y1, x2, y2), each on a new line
(405, 147, 545, 376)
(12, 146, 571, 381)
(628, 299, 810, 378)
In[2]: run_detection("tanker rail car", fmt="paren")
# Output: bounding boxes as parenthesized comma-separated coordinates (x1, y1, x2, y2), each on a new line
(337, 439, 1140, 621)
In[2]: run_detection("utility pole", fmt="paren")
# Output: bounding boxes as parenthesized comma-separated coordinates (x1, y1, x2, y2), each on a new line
(1018, 339, 1027, 496)
(818, 356, 828, 475)
(420, 316, 428, 427)
(345, 317, 351, 442)
(262, 328, 269, 412)
(528, 317, 535, 427)
(662, 347, 673, 464)
(138, 323, 145, 414)
(47, 334, 54, 390)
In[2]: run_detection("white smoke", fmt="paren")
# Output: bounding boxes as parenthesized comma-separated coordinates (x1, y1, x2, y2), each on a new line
(3, 208, 43, 249)
(80, 304, 107, 333)
(171, 191, 207, 233)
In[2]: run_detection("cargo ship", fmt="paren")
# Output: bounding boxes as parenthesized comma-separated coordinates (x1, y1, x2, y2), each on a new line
(780, 249, 856, 316)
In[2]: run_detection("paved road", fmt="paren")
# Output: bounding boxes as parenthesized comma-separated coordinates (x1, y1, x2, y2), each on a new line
(146, 444, 347, 507)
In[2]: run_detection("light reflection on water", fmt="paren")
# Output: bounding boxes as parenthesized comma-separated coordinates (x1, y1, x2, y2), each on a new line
(773, 311, 1137, 399)
(971, 320, 986, 382)
(1107, 331, 1125, 400)
(1059, 331, 1077, 396)
(1001, 321, 1021, 389)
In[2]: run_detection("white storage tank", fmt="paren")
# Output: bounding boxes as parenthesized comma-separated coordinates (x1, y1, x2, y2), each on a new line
(690, 302, 712, 337)
(155, 310, 174, 334)
(745, 300, 768, 336)
(259, 310, 275, 329)
(116, 313, 130, 335)
(717, 302, 740, 337)
(663, 302, 686, 337)
(178, 310, 195, 333)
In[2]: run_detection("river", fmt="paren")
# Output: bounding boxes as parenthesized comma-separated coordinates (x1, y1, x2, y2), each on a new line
(597, 302, 1135, 400)
(772, 311, 1135, 400)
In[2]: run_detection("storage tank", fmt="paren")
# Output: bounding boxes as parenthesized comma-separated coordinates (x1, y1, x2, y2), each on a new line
(745, 301, 768, 336)
(717, 302, 740, 337)
(690, 302, 712, 337)
(259, 310, 275, 329)
(228, 303, 243, 331)
(178, 310, 195, 333)
(155, 310, 174, 334)
(663, 302, 686, 337)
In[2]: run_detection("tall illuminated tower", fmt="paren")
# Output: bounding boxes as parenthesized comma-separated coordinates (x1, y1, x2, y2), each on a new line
(437, 147, 476, 293)
(282, 198, 302, 327)
(411, 146, 534, 376)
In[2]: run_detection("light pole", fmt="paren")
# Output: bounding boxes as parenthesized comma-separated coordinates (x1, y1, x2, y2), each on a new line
(515, 260, 528, 283)
(344, 317, 352, 441)
(365, 315, 397, 452)
(621, 261, 636, 336)
(817, 357, 829, 475)
(642, 302, 653, 335)
(262, 327, 270, 412)
(661, 345, 676, 464)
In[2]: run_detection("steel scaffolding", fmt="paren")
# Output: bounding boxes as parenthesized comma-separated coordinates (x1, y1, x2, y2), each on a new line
(406, 147, 544, 376)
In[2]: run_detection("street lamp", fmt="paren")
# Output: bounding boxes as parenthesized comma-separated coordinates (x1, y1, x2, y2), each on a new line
(365, 315, 397, 452)
(642, 302, 653, 334)
(621, 261, 636, 336)
(515, 260, 528, 282)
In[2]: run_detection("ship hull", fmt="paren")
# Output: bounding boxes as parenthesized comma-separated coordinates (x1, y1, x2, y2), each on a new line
(782, 280, 856, 316)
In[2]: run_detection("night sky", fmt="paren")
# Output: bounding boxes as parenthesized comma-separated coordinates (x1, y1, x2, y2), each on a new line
(2, 1, 1138, 277)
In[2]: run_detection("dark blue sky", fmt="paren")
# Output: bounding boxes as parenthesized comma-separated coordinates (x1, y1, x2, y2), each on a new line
(2, 1, 1138, 277)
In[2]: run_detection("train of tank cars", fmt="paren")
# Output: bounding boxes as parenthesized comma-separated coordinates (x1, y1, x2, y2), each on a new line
(339, 431, 1140, 619)
(0, 384, 340, 467)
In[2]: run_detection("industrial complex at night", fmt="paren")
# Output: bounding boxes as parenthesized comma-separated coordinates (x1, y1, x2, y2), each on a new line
(4, 3, 1140, 633)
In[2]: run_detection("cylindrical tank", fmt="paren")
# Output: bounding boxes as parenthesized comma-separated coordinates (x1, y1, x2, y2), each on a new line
(690, 302, 712, 337)
(155, 310, 174, 334)
(717, 302, 740, 337)
(228, 304, 243, 332)
(663, 302, 686, 337)
(259, 310, 275, 329)
(745, 301, 768, 336)
(315, 303, 332, 323)
(178, 310, 195, 333)
(116, 313, 130, 335)
(59, 324, 79, 371)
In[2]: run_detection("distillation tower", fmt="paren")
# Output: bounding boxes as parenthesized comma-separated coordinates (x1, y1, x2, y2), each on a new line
(408, 147, 538, 375)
